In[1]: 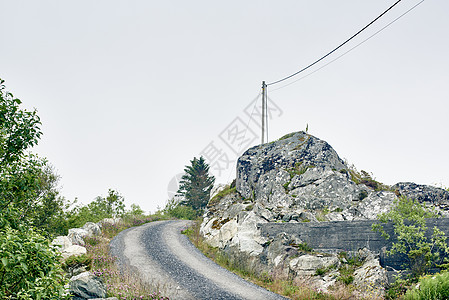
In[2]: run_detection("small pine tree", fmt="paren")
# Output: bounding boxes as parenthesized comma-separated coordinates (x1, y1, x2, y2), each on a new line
(177, 156, 215, 215)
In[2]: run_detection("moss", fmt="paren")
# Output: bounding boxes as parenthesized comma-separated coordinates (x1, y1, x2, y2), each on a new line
(283, 181, 290, 192)
(278, 132, 296, 141)
(209, 186, 237, 206)
(245, 205, 254, 211)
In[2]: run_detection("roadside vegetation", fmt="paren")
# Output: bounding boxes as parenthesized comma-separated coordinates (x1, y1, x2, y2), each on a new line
(183, 220, 357, 300)
(373, 196, 449, 299)
(0, 78, 174, 299)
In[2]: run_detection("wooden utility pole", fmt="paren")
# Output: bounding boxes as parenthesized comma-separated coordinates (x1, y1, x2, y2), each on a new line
(261, 81, 267, 144)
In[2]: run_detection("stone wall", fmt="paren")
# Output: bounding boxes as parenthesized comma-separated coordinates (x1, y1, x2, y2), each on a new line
(258, 218, 449, 269)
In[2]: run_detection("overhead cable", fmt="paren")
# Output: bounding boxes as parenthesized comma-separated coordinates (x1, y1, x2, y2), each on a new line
(270, 0, 425, 92)
(267, 0, 403, 86)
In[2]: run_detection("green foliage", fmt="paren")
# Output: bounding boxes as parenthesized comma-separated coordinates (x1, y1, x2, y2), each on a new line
(346, 163, 389, 192)
(0, 226, 68, 299)
(166, 205, 198, 220)
(67, 189, 125, 228)
(297, 242, 313, 253)
(125, 203, 145, 217)
(62, 254, 92, 271)
(209, 185, 237, 206)
(373, 196, 449, 278)
(385, 278, 410, 300)
(404, 271, 449, 300)
(0, 79, 68, 298)
(177, 156, 215, 214)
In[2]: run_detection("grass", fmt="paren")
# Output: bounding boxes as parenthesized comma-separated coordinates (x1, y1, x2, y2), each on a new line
(209, 185, 238, 206)
(183, 220, 359, 300)
(83, 214, 171, 300)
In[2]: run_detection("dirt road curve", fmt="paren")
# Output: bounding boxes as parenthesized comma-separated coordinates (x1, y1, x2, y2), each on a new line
(110, 220, 287, 300)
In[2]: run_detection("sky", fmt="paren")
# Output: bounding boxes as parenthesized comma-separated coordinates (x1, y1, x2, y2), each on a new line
(1, 0, 448, 213)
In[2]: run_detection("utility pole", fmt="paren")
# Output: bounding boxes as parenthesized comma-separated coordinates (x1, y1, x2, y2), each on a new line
(261, 81, 267, 144)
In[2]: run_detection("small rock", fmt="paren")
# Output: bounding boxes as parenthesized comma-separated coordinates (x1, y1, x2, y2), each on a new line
(51, 236, 72, 251)
(68, 228, 89, 246)
(83, 222, 102, 237)
(62, 245, 87, 260)
(69, 271, 106, 299)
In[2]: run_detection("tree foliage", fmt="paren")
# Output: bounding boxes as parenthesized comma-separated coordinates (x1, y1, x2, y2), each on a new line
(373, 196, 449, 278)
(177, 156, 215, 215)
(0, 78, 68, 298)
(66, 189, 125, 228)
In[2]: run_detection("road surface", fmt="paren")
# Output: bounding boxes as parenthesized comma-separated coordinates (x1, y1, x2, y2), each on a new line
(110, 220, 287, 300)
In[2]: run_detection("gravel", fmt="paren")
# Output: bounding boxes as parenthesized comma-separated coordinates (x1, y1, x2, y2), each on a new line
(110, 220, 288, 300)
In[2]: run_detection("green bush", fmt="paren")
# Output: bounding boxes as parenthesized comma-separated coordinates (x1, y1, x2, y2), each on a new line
(167, 205, 198, 220)
(0, 226, 68, 299)
(404, 271, 449, 300)
(373, 196, 449, 278)
(62, 254, 92, 271)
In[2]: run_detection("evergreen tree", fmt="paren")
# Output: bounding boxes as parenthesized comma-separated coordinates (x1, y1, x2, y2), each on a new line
(177, 156, 215, 214)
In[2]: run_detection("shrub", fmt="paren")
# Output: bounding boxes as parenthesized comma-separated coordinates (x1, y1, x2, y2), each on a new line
(404, 271, 449, 300)
(373, 196, 449, 278)
(167, 205, 198, 220)
(0, 226, 68, 299)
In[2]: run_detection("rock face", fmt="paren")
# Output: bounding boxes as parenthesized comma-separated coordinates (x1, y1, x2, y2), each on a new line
(201, 131, 449, 297)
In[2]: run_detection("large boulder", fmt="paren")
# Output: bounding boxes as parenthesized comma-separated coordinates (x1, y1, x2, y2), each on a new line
(69, 271, 107, 299)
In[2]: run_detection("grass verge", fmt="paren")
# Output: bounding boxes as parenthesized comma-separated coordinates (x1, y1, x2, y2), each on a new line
(83, 214, 170, 300)
(182, 220, 358, 300)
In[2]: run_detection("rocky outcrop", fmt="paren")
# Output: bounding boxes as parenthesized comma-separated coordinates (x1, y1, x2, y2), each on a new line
(201, 131, 449, 297)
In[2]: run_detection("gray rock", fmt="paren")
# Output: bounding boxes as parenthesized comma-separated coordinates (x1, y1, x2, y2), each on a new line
(201, 131, 448, 295)
(289, 254, 339, 276)
(393, 182, 449, 207)
(69, 271, 107, 299)
(353, 253, 388, 298)
(68, 228, 89, 246)
(83, 222, 101, 237)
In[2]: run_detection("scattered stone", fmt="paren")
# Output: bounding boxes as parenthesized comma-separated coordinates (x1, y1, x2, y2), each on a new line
(201, 131, 448, 295)
(68, 228, 89, 246)
(69, 271, 107, 300)
(61, 245, 87, 260)
(51, 236, 72, 251)
(83, 222, 102, 237)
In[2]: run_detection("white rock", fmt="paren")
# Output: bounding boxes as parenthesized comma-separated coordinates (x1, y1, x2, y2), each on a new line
(98, 218, 121, 228)
(61, 245, 87, 259)
(51, 236, 72, 251)
(289, 254, 339, 276)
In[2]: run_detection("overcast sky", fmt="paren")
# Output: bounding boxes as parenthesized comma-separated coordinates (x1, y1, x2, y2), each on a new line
(1, 0, 448, 213)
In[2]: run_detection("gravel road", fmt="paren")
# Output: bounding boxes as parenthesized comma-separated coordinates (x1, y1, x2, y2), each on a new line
(110, 220, 288, 300)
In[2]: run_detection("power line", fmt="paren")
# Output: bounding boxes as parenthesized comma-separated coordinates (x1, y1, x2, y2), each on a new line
(270, 0, 425, 92)
(267, 0, 404, 86)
